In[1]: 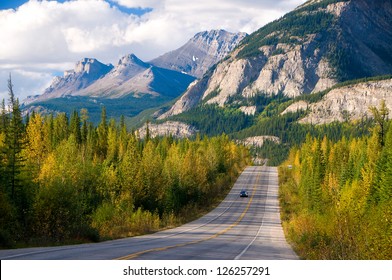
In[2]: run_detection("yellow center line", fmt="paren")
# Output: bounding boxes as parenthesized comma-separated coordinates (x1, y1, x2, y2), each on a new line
(115, 169, 261, 260)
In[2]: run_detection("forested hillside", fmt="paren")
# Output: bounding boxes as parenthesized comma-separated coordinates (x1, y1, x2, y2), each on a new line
(0, 79, 250, 247)
(279, 102, 392, 259)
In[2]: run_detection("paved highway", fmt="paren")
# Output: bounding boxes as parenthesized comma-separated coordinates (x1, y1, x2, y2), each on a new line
(0, 166, 298, 260)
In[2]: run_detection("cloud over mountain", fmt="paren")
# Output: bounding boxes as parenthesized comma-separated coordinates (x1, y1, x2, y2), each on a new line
(0, 0, 305, 101)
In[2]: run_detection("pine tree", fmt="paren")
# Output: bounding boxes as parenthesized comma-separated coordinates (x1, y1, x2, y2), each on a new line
(0, 99, 8, 133)
(80, 108, 89, 145)
(97, 107, 108, 158)
(53, 113, 69, 146)
(70, 110, 82, 145)
(370, 100, 389, 147)
(3, 76, 25, 200)
(373, 123, 392, 203)
(106, 119, 118, 163)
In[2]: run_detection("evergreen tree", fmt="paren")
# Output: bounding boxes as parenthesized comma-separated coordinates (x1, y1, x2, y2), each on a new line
(97, 107, 108, 158)
(370, 100, 389, 147)
(3, 76, 25, 200)
(70, 110, 82, 145)
(53, 113, 69, 146)
(80, 108, 89, 145)
(0, 99, 8, 133)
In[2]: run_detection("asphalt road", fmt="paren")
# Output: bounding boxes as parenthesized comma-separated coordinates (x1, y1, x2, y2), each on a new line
(0, 166, 298, 260)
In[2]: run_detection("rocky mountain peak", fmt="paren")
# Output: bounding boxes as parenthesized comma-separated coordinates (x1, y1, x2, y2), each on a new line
(150, 29, 247, 78)
(28, 58, 113, 102)
(118, 54, 149, 68)
(109, 53, 150, 79)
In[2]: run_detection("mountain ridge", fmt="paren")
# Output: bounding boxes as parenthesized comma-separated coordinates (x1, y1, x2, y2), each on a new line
(150, 29, 247, 78)
(159, 0, 392, 119)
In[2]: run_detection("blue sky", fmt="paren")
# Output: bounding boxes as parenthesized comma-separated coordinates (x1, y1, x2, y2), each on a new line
(0, 0, 152, 15)
(0, 0, 306, 101)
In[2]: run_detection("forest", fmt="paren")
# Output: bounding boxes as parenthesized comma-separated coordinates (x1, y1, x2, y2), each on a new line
(0, 79, 250, 248)
(279, 101, 392, 259)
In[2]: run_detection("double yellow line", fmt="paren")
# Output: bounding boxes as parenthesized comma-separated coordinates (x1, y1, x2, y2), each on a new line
(116, 169, 261, 260)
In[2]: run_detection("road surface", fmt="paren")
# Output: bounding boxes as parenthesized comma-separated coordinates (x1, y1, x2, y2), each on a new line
(0, 166, 298, 260)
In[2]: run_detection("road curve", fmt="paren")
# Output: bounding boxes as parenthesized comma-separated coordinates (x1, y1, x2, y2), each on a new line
(0, 166, 298, 260)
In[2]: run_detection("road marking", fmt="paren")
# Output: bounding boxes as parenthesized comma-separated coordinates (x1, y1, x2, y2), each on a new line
(234, 168, 269, 260)
(115, 168, 261, 260)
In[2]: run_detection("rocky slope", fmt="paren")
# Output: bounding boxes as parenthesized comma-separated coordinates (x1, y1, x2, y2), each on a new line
(239, 136, 281, 147)
(25, 58, 113, 104)
(160, 0, 392, 118)
(78, 54, 195, 98)
(137, 121, 198, 139)
(296, 79, 392, 125)
(26, 54, 195, 103)
(150, 29, 247, 78)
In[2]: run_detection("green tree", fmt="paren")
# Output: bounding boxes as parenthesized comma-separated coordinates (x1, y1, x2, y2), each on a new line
(70, 110, 82, 145)
(53, 113, 69, 146)
(0, 99, 8, 133)
(2, 76, 25, 200)
(370, 100, 389, 147)
(373, 124, 392, 203)
(97, 107, 108, 158)
(106, 119, 118, 164)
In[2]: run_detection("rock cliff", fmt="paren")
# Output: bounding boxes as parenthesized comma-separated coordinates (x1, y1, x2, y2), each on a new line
(299, 79, 392, 125)
(137, 121, 198, 139)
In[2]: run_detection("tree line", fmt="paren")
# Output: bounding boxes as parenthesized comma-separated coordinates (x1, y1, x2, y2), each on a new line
(0, 78, 250, 247)
(279, 101, 392, 259)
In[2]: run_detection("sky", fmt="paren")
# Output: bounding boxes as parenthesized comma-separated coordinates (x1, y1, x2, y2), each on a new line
(0, 0, 306, 101)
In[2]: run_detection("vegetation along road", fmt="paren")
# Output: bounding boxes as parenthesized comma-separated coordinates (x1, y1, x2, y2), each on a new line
(0, 166, 297, 260)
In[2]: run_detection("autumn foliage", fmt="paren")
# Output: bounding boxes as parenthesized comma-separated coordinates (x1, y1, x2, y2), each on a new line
(279, 104, 392, 259)
(0, 80, 250, 247)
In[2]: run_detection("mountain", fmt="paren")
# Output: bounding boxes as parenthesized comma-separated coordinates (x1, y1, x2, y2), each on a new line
(25, 58, 114, 104)
(76, 54, 195, 98)
(159, 0, 392, 118)
(77, 54, 150, 98)
(23, 53, 196, 123)
(24, 29, 246, 113)
(150, 29, 247, 78)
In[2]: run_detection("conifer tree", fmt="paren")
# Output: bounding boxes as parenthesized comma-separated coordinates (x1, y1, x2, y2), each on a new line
(70, 110, 82, 145)
(370, 100, 389, 147)
(3, 75, 25, 200)
(0, 99, 8, 133)
(97, 107, 108, 158)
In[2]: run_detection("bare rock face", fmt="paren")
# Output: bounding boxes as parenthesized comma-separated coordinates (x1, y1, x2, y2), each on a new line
(150, 30, 247, 78)
(77, 54, 150, 98)
(160, 0, 392, 119)
(138, 121, 198, 139)
(25, 58, 113, 104)
(300, 79, 392, 125)
(203, 53, 265, 105)
(239, 106, 257, 116)
(281, 101, 309, 115)
(240, 136, 281, 147)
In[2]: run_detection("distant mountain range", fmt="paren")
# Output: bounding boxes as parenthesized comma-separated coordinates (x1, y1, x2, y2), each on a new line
(23, 29, 246, 122)
(24, 54, 195, 104)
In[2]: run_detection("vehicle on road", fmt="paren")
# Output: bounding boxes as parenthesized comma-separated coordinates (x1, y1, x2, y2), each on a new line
(240, 190, 248, 197)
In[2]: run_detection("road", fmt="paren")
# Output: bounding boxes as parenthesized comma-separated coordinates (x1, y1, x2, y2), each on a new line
(0, 166, 298, 260)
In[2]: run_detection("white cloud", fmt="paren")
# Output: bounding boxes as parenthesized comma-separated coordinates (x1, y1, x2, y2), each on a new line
(0, 0, 306, 100)
(112, 0, 162, 9)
